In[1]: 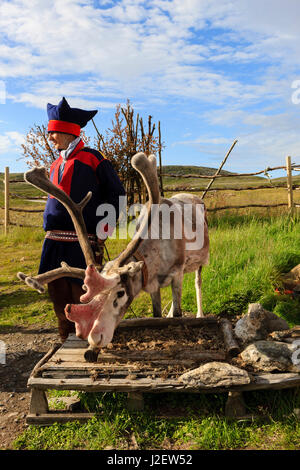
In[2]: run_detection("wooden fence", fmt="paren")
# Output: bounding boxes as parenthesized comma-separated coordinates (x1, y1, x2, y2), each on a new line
(161, 155, 300, 213)
(2, 167, 47, 234)
(2, 156, 300, 234)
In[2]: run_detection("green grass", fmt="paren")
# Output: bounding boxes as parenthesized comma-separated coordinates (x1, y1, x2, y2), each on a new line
(1, 206, 300, 449)
(13, 389, 300, 450)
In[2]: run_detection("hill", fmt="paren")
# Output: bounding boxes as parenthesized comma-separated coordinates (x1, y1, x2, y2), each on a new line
(161, 165, 235, 177)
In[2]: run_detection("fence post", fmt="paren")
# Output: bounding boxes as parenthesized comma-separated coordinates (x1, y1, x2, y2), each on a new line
(286, 156, 294, 215)
(158, 121, 164, 197)
(4, 166, 9, 235)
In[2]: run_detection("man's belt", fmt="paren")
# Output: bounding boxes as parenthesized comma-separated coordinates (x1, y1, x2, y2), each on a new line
(45, 230, 98, 245)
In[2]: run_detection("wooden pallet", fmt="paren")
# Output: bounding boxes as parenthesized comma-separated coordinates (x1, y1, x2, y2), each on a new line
(26, 316, 300, 425)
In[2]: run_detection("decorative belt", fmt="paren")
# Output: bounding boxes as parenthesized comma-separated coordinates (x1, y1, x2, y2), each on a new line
(45, 230, 98, 245)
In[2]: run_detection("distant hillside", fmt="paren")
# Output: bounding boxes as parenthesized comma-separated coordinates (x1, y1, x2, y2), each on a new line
(161, 165, 235, 176)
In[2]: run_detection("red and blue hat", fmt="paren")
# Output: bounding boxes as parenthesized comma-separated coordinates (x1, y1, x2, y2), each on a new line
(47, 97, 98, 137)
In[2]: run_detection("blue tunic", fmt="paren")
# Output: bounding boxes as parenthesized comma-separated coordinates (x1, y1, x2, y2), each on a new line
(38, 139, 126, 279)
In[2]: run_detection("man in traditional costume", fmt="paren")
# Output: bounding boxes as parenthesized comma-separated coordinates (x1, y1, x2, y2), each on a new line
(39, 97, 126, 341)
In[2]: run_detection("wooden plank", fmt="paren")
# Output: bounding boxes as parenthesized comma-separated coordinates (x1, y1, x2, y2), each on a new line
(241, 372, 300, 391)
(31, 342, 62, 377)
(29, 389, 48, 415)
(43, 359, 196, 370)
(116, 315, 218, 329)
(127, 392, 144, 411)
(90, 350, 225, 364)
(26, 412, 95, 425)
(28, 372, 300, 394)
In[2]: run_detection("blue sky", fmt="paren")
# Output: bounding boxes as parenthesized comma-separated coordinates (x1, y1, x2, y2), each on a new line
(1, 0, 300, 176)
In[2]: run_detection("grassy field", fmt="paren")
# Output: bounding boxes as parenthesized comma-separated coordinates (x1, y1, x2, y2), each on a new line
(0, 169, 300, 450)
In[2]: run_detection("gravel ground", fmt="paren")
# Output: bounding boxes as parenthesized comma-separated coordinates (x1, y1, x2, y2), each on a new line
(0, 324, 59, 449)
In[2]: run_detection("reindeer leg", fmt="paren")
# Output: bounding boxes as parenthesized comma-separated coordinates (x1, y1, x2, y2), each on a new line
(195, 266, 204, 318)
(167, 301, 174, 318)
(150, 289, 162, 317)
(168, 272, 183, 318)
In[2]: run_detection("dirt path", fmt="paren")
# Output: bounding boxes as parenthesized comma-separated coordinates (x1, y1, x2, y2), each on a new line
(0, 324, 58, 449)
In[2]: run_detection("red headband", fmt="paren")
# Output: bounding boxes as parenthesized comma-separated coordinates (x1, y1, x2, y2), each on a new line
(48, 119, 81, 136)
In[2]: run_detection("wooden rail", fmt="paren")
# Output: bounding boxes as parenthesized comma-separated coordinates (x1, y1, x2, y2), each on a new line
(1, 167, 46, 232)
(163, 155, 299, 214)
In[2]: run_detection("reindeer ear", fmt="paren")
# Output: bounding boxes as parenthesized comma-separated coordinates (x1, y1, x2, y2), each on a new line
(116, 261, 144, 278)
(127, 261, 144, 277)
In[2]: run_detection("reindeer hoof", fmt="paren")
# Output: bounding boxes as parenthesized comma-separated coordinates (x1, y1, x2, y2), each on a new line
(84, 348, 99, 362)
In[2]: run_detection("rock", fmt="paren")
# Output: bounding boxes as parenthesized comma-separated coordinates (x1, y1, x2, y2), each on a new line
(48, 396, 82, 411)
(234, 303, 289, 345)
(280, 264, 300, 290)
(179, 362, 251, 387)
(240, 340, 297, 372)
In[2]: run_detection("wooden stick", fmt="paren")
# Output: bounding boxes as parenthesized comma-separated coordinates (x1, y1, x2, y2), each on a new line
(286, 156, 294, 215)
(5, 179, 24, 184)
(164, 183, 295, 192)
(158, 121, 164, 197)
(8, 207, 44, 213)
(220, 319, 240, 357)
(207, 203, 287, 212)
(201, 139, 238, 198)
(10, 193, 47, 200)
(4, 167, 9, 235)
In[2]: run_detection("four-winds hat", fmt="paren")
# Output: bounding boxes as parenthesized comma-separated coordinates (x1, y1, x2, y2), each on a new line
(47, 97, 98, 137)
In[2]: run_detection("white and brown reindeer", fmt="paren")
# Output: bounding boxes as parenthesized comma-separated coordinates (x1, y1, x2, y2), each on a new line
(17, 153, 209, 361)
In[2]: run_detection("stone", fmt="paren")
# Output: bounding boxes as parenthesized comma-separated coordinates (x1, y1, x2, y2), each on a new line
(240, 340, 297, 372)
(179, 361, 251, 387)
(280, 264, 300, 290)
(48, 396, 82, 411)
(234, 303, 289, 345)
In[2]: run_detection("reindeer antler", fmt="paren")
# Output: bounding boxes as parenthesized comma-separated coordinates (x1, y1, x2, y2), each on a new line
(25, 166, 96, 267)
(17, 262, 86, 293)
(112, 153, 160, 269)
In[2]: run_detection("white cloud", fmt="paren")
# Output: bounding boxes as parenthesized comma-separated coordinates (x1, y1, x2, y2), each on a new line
(177, 106, 300, 172)
(0, 131, 25, 154)
(0, 0, 299, 105)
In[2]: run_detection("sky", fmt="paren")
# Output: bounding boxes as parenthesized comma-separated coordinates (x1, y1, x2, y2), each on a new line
(1, 0, 300, 177)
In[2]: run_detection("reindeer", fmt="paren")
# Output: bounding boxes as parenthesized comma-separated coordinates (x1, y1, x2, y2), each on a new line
(17, 153, 209, 361)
